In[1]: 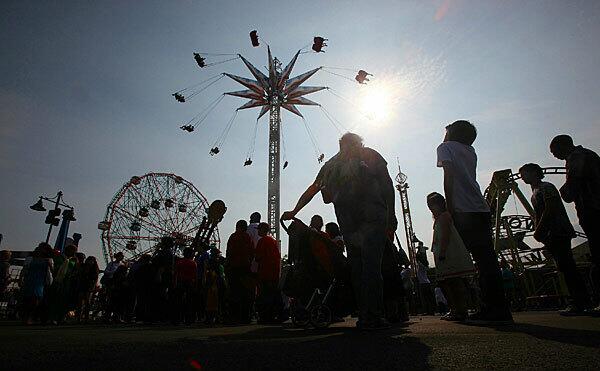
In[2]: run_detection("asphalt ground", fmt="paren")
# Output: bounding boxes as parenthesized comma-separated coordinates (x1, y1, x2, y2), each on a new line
(1, 312, 599, 370)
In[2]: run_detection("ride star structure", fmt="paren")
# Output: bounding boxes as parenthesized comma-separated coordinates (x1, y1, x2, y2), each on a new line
(172, 31, 373, 243)
(222, 48, 326, 242)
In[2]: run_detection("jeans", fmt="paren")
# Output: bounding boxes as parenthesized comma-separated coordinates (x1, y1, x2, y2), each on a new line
(453, 212, 510, 316)
(546, 236, 590, 308)
(345, 223, 386, 321)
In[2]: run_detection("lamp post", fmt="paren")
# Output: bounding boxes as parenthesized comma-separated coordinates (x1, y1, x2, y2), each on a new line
(29, 191, 75, 244)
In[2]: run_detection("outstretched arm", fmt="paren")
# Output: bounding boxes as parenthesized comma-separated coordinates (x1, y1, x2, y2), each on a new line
(281, 182, 320, 220)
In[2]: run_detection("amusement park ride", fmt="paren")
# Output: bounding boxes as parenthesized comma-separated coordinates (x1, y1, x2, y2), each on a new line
(395, 165, 420, 274)
(485, 167, 589, 306)
(171, 31, 373, 243)
(98, 173, 225, 264)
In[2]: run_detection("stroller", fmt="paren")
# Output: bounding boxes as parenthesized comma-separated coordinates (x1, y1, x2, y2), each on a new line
(280, 219, 353, 328)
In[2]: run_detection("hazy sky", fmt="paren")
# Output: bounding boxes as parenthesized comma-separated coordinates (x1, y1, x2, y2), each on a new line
(2, 0, 600, 266)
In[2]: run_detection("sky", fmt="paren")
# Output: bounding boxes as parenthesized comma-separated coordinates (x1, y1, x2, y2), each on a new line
(1, 0, 600, 267)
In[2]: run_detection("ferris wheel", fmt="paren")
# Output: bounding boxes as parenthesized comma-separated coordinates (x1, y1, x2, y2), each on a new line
(98, 173, 220, 264)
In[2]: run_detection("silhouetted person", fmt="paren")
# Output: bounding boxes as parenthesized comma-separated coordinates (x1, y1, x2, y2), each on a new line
(415, 242, 435, 315)
(226, 220, 255, 324)
(437, 120, 512, 324)
(75, 256, 99, 322)
(247, 212, 262, 248)
(325, 222, 345, 255)
(519, 163, 591, 314)
(550, 134, 600, 311)
(254, 222, 282, 323)
(174, 247, 197, 324)
(152, 237, 175, 322)
(309, 214, 324, 232)
(48, 244, 78, 324)
(282, 132, 397, 330)
(132, 254, 153, 323)
(427, 192, 476, 321)
(21, 243, 54, 325)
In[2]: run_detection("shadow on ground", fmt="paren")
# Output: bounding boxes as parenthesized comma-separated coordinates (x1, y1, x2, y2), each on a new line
(0, 322, 432, 371)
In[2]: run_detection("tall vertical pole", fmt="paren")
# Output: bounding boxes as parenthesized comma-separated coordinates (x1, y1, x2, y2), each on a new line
(45, 191, 62, 244)
(267, 104, 281, 245)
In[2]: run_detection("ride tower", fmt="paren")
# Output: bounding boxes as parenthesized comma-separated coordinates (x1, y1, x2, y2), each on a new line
(395, 164, 419, 275)
(224, 48, 325, 243)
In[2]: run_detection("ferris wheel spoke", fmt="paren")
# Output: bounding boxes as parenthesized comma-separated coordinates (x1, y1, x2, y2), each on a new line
(112, 205, 172, 236)
(149, 175, 179, 231)
(129, 185, 153, 212)
(109, 235, 161, 241)
(176, 201, 204, 234)
(174, 194, 198, 232)
(179, 222, 204, 237)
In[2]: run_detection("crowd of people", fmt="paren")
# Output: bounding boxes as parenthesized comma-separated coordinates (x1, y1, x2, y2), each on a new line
(282, 124, 600, 327)
(4, 122, 600, 329)
(8, 211, 352, 326)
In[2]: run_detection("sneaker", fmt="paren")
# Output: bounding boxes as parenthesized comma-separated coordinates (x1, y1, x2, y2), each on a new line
(558, 305, 586, 317)
(586, 305, 600, 317)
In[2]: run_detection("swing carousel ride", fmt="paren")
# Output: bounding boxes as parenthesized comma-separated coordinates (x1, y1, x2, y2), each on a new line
(171, 31, 376, 242)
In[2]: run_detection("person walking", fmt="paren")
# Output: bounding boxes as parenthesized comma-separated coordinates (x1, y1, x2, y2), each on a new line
(282, 132, 397, 330)
(519, 163, 591, 314)
(550, 135, 600, 312)
(436, 120, 512, 324)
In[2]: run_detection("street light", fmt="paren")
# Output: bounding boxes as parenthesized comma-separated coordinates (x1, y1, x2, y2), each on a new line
(29, 198, 46, 212)
(29, 191, 75, 244)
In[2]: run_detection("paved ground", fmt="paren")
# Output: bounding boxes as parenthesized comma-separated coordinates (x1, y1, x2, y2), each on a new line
(1, 312, 599, 370)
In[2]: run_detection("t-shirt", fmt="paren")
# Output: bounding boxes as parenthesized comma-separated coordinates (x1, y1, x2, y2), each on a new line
(255, 235, 281, 283)
(436, 141, 490, 213)
(226, 231, 254, 269)
(563, 145, 600, 216)
(246, 223, 261, 248)
(531, 181, 576, 240)
(315, 147, 390, 234)
(175, 258, 197, 284)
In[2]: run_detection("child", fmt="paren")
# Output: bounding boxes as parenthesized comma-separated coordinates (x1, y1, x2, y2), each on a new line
(427, 192, 475, 321)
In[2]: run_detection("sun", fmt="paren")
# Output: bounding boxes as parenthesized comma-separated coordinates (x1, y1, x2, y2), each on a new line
(359, 82, 394, 123)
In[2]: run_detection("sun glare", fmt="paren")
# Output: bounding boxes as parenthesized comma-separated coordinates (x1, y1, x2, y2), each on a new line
(357, 80, 397, 125)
